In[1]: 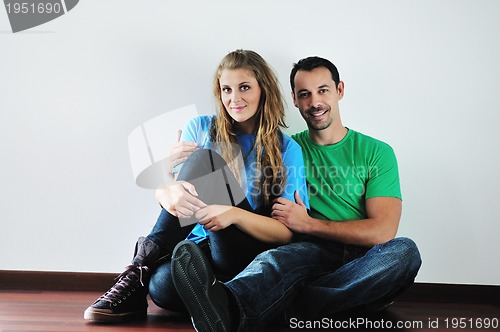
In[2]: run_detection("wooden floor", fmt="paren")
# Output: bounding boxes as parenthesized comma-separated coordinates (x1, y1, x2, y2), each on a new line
(0, 290, 498, 331)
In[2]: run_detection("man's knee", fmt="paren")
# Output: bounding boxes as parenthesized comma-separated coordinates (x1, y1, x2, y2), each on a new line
(388, 237, 422, 275)
(394, 237, 420, 259)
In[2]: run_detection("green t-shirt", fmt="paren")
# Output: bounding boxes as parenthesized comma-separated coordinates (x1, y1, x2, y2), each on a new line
(292, 129, 401, 222)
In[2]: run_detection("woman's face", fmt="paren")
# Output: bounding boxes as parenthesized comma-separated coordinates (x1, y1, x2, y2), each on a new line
(219, 68, 261, 134)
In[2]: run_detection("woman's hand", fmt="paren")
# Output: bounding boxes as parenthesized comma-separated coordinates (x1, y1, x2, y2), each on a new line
(157, 129, 204, 217)
(195, 205, 293, 243)
(156, 181, 206, 218)
(195, 205, 237, 231)
(165, 130, 198, 177)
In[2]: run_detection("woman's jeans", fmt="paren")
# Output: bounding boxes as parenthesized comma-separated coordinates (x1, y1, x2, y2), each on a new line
(225, 237, 422, 332)
(146, 149, 274, 312)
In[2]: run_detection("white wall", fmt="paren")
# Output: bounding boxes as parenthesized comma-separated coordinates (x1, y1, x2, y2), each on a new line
(1, 0, 499, 285)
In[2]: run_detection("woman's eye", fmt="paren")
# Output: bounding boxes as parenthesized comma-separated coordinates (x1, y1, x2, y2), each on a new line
(240, 85, 250, 91)
(222, 87, 231, 93)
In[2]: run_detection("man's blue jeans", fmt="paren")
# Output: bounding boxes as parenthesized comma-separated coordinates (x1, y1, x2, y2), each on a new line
(225, 237, 421, 332)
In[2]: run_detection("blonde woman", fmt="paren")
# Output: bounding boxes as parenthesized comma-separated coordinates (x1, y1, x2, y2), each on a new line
(84, 49, 308, 323)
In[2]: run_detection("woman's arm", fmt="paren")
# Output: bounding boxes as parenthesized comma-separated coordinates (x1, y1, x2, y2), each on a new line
(197, 136, 306, 244)
(195, 205, 293, 244)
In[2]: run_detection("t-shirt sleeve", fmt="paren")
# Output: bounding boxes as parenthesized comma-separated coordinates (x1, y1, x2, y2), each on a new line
(281, 137, 310, 209)
(179, 116, 202, 143)
(365, 143, 402, 200)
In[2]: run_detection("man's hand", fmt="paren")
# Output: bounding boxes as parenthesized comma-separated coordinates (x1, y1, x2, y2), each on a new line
(195, 205, 236, 232)
(156, 181, 206, 218)
(271, 190, 311, 233)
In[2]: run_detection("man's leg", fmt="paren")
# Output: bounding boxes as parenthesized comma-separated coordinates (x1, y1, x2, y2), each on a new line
(224, 240, 345, 331)
(170, 239, 343, 332)
(286, 237, 422, 320)
(170, 237, 420, 331)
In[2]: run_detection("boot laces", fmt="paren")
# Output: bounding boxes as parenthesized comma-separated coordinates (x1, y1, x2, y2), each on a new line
(99, 265, 149, 303)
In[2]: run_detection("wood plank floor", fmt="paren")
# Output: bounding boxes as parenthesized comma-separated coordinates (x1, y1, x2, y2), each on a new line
(0, 290, 498, 331)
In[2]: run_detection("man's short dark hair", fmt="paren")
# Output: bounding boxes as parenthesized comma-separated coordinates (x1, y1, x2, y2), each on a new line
(290, 56, 341, 92)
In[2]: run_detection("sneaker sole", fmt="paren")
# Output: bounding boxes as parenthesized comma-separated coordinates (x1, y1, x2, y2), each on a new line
(171, 240, 230, 332)
(83, 307, 147, 323)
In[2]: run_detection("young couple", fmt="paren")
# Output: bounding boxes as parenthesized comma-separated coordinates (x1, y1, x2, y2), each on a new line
(84, 49, 421, 332)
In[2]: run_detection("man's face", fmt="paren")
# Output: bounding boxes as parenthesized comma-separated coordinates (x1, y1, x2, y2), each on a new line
(292, 67, 344, 131)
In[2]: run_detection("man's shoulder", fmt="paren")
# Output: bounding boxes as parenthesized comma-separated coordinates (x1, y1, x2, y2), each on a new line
(350, 129, 394, 152)
(291, 128, 395, 154)
(291, 130, 309, 146)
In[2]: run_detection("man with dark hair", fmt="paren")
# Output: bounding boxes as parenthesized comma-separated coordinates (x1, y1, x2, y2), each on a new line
(170, 56, 422, 332)
(290, 56, 341, 91)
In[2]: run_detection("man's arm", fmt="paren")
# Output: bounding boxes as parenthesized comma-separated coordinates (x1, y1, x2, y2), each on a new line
(272, 192, 401, 247)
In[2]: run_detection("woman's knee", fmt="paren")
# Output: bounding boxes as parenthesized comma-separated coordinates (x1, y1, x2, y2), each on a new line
(186, 149, 226, 171)
(177, 149, 228, 183)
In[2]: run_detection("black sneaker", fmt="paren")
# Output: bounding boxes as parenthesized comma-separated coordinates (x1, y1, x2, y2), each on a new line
(172, 240, 234, 332)
(84, 265, 150, 323)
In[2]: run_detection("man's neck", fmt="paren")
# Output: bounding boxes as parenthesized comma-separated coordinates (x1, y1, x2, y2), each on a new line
(309, 125, 348, 146)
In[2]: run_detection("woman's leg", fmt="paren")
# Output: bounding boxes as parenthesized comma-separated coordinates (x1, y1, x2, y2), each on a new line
(147, 148, 247, 253)
(149, 239, 212, 312)
(209, 221, 276, 280)
(146, 209, 195, 255)
(149, 261, 186, 312)
(85, 149, 242, 322)
(149, 149, 257, 307)
(176, 150, 278, 280)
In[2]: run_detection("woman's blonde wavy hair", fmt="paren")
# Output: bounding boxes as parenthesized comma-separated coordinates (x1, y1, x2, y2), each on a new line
(211, 49, 287, 207)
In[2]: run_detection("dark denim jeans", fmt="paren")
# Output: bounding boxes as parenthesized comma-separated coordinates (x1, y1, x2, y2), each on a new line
(146, 149, 274, 312)
(147, 148, 248, 253)
(225, 237, 421, 332)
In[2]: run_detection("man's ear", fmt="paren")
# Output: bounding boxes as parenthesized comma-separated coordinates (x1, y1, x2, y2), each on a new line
(291, 91, 298, 108)
(337, 81, 345, 100)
